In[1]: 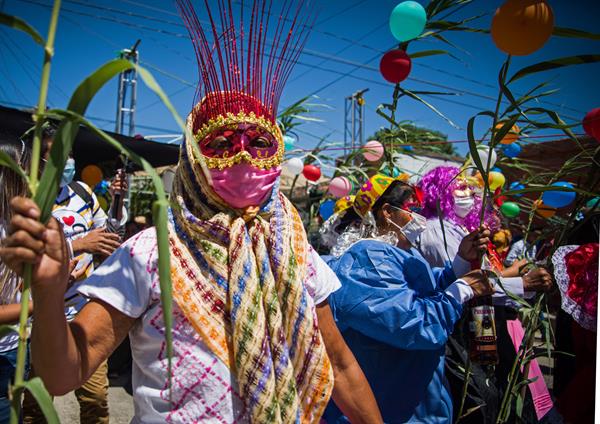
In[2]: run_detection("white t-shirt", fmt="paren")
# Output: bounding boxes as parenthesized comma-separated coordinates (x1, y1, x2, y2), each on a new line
(78, 228, 341, 423)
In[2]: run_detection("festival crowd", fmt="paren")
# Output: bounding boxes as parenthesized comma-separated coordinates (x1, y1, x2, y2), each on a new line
(0, 1, 597, 423)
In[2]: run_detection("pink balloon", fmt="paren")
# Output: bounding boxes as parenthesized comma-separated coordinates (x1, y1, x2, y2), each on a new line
(328, 176, 352, 198)
(363, 140, 384, 162)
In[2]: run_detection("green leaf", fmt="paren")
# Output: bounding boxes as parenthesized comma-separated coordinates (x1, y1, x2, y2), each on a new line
(14, 378, 59, 423)
(0, 12, 45, 45)
(399, 87, 460, 129)
(466, 110, 496, 176)
(47, 108, 176, 398)
(509, 55, 600, 83)
(553, 26, 600, 41)
(408, 49, 450, 59)
(0, 151, 30, 188)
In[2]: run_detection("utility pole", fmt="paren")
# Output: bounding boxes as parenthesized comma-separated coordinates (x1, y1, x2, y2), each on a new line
(113, 40, 140, 220)
(344, 88, 369, 153)
(115, 39, 140, 137)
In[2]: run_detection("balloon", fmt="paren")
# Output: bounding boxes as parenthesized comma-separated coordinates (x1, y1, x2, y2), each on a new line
(319, 200, 336, 221)
(488, 171, 505, 190)
(583, 108, 600, 141)
(403, 145, 414, 152)
(495, 122, 520, 144)
(502, 143, 521, 158)
(472, 145, 497, 168)
(509, 182, 525, 197)
(491, 0, 554, 56)
(491, 167, 502, 173)
(533, 199, 556, 218)
(363, 140, 385, 162)
(389, 1, 427, 42)
(542, 182, 576, 208)
(81, 165, 103, 187)
(500, 201, 520, 218)
(328, 176, 352, 198)
(284, 157, 304, 175)
(303, 164, 321, 182)
(283, 135, 295, 151)
(586, 197, 600, 209)
(380, 49, 412, 83)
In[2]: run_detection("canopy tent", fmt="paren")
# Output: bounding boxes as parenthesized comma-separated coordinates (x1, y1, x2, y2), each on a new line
(0, 105, 180, 171)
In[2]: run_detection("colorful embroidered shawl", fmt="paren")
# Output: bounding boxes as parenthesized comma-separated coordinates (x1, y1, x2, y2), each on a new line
(168, 136, 333, 423)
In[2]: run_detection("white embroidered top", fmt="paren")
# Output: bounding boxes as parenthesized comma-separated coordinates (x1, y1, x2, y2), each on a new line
(78, 228, 340, 423)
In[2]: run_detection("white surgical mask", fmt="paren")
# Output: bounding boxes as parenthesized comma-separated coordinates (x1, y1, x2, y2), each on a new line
(453, 195, 474, 218)
(387, 207, 427, 246)
(60, 158, 76, 187)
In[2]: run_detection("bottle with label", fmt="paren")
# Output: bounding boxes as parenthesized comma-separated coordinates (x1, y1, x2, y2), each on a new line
(468, 257, 499, 365)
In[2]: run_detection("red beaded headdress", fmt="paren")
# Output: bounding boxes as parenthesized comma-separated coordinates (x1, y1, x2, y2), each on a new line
(177, 0, 315, 142)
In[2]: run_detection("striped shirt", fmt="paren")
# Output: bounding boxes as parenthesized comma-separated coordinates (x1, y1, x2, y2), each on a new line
(52, 181, 126, 319)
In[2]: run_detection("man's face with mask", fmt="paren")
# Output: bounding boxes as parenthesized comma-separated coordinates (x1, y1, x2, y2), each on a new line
(453, 183, 475, 218)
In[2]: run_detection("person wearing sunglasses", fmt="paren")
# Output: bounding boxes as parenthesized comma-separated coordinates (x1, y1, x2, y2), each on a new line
(322, 174, 494, 424)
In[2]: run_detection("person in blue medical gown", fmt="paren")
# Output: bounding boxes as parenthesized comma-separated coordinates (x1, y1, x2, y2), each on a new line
(322, 175, 494, 424)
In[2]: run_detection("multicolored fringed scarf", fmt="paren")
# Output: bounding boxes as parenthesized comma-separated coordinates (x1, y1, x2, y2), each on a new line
(168, 138, 334, 423)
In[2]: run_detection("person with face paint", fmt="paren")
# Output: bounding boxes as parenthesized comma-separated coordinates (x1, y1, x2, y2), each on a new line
(0, 1, 383, 423)
(322, 174, 494, 423)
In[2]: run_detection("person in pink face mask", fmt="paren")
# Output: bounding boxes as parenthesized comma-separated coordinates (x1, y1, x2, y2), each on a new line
(0, 1, 383, 423)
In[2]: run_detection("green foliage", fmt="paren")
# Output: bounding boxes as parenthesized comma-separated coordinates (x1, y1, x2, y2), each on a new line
(370, 123, 456, 156)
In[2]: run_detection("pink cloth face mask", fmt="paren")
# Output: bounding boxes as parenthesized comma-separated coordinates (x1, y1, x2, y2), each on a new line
(209, 163, 281, 209)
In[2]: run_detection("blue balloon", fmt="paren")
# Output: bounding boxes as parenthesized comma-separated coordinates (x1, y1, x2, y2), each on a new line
(542, 182, 576, 208)
(509, 182, 525, 197)
(491, 167, 502, 173)
(389, 1, 427, 42)
(319, 199, 336, 220)
(502, 143, 521, 158)
(586, 197, 600, 209)
(283, 135, 295, 151)
(403, 145, 414, 152)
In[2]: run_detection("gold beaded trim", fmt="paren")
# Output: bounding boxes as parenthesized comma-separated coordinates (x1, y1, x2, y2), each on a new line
(193, 111, 284, 170)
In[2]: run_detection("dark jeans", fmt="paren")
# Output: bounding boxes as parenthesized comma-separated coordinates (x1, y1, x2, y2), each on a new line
(0, 347, 18, 423)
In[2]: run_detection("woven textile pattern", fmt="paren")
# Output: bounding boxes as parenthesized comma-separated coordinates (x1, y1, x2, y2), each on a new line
(168, 136, 333, 423)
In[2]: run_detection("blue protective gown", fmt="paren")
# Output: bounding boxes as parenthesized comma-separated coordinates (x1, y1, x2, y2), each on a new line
(323, 239, 463, 424)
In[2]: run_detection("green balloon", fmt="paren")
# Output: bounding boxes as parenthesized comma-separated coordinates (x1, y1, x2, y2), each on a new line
(500, 201, 520, 218)
(587, 197, 600, 209)
(390, 1, 427, 42)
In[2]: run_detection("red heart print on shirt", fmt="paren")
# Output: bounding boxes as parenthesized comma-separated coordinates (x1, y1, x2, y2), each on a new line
(62, 216, 75, 226)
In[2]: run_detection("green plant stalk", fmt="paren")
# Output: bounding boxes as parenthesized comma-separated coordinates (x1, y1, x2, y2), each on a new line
(455, 358, 472, 423)
(10, 1, 61, 423)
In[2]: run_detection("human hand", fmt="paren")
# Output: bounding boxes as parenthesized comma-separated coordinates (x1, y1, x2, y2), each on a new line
(0, 197, 70, 292)
(109, 169, 128, 197)
(522, 267, 553, 292)
(458, 226, 491, 262)
(77, 228, 121, 256)
(461, 269, 495, 298)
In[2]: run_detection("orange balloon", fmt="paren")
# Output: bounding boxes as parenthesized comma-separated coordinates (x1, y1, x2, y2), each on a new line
(495, 122, 520, 145)
(491, 0, 554, 56)
(533, 199, 556, 218)
(81, 165, 103, 187)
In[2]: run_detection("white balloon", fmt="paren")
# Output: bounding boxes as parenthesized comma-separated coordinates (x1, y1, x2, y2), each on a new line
(474, 145, 497, 168)
(284, 157, 304, 175)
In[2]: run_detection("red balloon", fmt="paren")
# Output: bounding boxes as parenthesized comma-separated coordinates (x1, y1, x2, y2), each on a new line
(303, 164, 321, 182)
(583, 107, 600, 141)
(380, 49, 412, 83)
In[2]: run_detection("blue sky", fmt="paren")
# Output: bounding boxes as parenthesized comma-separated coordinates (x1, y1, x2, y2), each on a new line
(1, 0, 599, 157)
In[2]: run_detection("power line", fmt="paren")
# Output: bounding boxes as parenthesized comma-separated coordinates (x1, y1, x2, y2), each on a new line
(0, 28, 71, 102)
